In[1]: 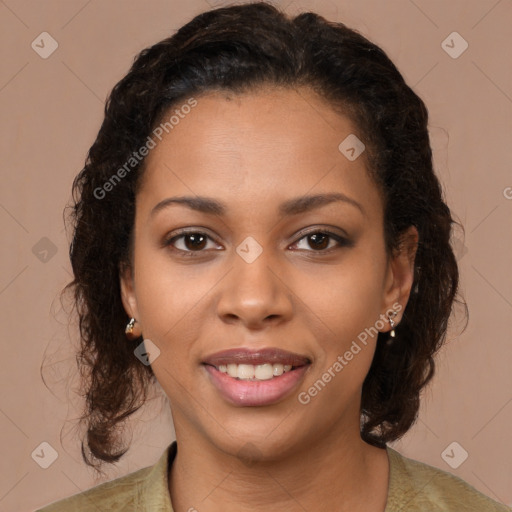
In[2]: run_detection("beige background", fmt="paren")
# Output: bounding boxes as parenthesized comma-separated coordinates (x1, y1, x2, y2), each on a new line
(0, 0, 511, 510)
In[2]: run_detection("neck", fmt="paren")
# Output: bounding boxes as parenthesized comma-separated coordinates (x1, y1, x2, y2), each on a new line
(168, 413, 389, 512)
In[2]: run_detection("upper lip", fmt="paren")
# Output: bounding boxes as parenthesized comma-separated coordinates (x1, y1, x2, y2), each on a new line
(203, 348, 311, 367)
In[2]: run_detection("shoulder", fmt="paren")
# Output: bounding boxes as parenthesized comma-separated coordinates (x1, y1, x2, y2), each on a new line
(385, 446, 510, 512)
(36, 443, 176, 512)
(35, 465, 152, 511)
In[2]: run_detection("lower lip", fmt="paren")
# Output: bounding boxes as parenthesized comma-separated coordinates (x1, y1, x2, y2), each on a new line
(204, 364, 309, 407)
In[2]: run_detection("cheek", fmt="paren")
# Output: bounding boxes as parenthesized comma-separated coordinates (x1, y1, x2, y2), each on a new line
(295, 265, 385, 417)
(292, 253, 386, 343)
(134, 243, 216, 336)
(131, 258, 218, 389)
(134, 264, 207, 401)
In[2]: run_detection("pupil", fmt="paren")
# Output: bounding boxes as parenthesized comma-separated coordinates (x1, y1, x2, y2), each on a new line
(186, 234, 206, 250)
(309, 233, 328, 250)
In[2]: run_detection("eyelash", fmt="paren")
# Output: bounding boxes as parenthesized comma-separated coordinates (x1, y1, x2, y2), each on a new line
(163, 228, 352, 257)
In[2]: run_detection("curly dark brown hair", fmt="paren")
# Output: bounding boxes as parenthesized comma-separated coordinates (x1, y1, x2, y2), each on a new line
(61, 1, 464, 472)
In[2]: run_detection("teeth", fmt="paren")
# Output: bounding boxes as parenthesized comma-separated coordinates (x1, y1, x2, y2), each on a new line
(217, 363, 295, 380)
(237, 364, 254, 379)
(227, 364, 238, 378)
(273, 364, 284, 376)
(254, 364, 273, 380)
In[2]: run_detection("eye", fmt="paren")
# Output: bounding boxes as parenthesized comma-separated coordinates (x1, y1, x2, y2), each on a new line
(165, 231, 221, 255)
(290, 229, 351, 252)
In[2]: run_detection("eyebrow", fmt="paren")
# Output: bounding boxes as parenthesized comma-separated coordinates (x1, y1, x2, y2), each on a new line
(149, 192, 365, 219)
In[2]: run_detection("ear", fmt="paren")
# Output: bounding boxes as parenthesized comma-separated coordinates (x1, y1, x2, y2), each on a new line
(119, 262, 140, 321)
(380, 226, 418, 331)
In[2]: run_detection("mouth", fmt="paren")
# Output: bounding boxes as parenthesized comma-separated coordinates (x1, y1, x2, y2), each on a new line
(202, 348, 311, 406)
(203, 347, 311, 380)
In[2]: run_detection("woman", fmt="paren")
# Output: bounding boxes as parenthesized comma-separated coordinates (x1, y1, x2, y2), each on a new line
(37, 2, 509, 511)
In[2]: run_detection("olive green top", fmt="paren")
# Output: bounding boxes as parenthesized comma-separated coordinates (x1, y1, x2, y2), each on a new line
(37, 442, 510, 511)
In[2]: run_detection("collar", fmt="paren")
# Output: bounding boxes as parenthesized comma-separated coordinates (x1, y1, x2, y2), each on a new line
(137, 441, 177, 511)
(139, 442, 411, 511)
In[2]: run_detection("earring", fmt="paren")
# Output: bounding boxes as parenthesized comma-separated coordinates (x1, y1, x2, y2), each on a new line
(125, 318, 135, 334)
(387, 311, 398, 338)
(125, 317, 141, 339)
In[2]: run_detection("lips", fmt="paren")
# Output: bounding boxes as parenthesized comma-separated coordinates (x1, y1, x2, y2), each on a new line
(202, 348, 311, 407)
(203, 348, 311, 368)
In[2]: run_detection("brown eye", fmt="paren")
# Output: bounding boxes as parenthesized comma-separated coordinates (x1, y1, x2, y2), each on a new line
(182, 233, 207, 251)
(166, 231, 220, 254)
(292, 230, 350, 252)
(307, 233, 330, 250)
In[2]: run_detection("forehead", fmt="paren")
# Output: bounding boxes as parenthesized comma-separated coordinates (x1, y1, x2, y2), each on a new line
(137, 87, 381, 219)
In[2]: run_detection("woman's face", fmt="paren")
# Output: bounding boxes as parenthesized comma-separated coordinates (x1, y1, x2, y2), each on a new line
(121, 87, 416, 460)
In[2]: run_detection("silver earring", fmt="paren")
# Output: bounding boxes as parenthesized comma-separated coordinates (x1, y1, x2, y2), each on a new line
(387, 311, 398, 338)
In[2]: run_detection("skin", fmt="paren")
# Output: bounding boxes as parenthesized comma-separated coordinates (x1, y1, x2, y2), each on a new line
(120, 86, 418, 512)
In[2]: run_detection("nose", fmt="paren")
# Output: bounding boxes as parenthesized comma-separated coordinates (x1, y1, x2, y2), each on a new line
(216, 247, 293, 330)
